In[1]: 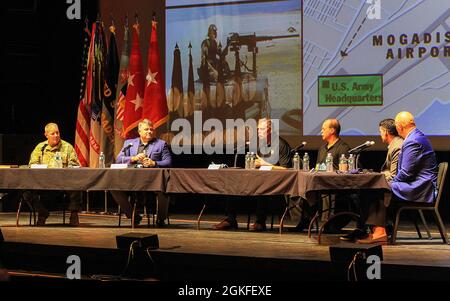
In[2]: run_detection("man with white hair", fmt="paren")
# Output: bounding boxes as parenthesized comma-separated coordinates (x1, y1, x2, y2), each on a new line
(112, 119, 172, 227)
(26, 123, 82, 226)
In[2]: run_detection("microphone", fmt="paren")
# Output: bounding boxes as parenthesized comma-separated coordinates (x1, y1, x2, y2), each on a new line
(348, 141, 375, 154)
(290, 141, 307, 154)
(123, 143, 133, 156)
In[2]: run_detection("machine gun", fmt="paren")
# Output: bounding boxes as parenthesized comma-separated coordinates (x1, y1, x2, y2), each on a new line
(224, 32, 299, 78)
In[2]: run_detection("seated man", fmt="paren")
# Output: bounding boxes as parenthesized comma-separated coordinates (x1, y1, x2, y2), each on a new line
(340, 118, 403, 242)
(289, 119, 350, 232)
(213, 118, 292, 231)
(357, 111, 437, 243)
(111, 119, 172, 227)
(26, 123, 82, 226)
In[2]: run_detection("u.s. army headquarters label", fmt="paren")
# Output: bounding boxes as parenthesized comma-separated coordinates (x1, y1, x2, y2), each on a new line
(318, 74, 383, 106)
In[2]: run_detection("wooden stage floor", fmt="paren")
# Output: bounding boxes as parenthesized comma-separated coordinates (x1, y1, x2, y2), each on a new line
(1, 212, 450, 280)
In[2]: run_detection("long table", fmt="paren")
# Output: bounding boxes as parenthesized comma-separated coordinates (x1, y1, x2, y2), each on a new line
(0, 168, 391, 236)
(0, 168, 168, 192)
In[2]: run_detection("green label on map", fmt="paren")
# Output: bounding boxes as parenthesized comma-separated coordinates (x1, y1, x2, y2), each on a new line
(318, 74, 383, 106)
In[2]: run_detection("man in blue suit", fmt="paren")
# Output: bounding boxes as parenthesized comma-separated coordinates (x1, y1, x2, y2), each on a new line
(357, 111, 437, 243)
(391, 111, 437, 204)
(112, 119, 172, 226)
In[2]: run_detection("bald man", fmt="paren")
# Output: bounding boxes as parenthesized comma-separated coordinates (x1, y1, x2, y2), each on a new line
(317, 119, 350, 169)
(391, 111, 437, 203)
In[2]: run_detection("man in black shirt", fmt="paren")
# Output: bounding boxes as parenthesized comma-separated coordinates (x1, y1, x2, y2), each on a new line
(316, 119, 350, 168)
(289, 119, 350, 232)
(213, 118, 292, 231)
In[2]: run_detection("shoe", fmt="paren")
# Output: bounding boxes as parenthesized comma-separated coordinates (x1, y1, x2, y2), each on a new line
(356, 233, 388, 244)
(213, 219, 238, 230)
(249, 222, 266, 232)
(340, 229, 368, 242)
(69, 211, 80, 227)
(155, 220, 166, 228)
(288, 220, 309, 233)
(37, 211, 49, 226)
(133, 214, 142, 226)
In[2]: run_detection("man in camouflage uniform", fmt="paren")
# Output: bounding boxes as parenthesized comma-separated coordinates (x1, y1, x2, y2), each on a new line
(25, 123, 82, 226)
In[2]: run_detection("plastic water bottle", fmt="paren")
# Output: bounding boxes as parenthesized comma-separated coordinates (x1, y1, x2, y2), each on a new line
(302, 152, 310, 172)
(99, 152, 105, 168)
(250, 152, 256, 169)
(293, 152, 300, 170)
(54, 152, 63, 168)
(325, 152, 334, 172)
(348, 154, 355, 170)
(339, 154, 348, 172)
(245, 152, 250, 169)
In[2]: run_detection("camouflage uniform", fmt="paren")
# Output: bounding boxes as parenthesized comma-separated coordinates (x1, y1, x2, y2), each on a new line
(29, 140, 80, 167)
(24, 140, 82, 216)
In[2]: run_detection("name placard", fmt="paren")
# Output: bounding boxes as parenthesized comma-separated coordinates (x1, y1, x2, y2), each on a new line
(259, 166, 273, 171)
(30, 164, 48, 169)
(208, 164, 222, 170)
(110, 164, 128, 169)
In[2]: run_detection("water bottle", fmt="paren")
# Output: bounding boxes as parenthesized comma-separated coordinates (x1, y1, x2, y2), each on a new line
(325, 152, 334, 172)
(339, 154, 348, 172)
(302, 152, 310, 172)
(245, 152, 250, 169)
(54, 152, 63, 168)
(348, 154, 355, 170)
(99, 152, 105, 168)
(250, 152, 256, 169)
(293, 152, 300, 170)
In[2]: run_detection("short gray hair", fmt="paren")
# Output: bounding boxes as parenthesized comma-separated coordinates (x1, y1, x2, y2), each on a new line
(138, 119, 153, 131)
(44, 123, 59, 133)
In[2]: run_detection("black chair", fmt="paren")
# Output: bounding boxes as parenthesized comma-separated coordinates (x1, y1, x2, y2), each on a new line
(16, 191, 68, 226)
(391, 162, 449, 244)
(118, 193, 170, 228)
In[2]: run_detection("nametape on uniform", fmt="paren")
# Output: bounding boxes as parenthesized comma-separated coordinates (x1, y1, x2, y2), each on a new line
(30, 164, 48, 169)
(110, 164, 128, 169)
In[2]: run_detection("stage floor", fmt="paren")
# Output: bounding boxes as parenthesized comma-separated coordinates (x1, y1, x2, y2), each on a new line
(1, 212, 450, 280)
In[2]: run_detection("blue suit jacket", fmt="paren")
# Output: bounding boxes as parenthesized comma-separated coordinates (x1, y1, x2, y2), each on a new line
(116, 137, 172, 167)
(391, 128, 437, 203)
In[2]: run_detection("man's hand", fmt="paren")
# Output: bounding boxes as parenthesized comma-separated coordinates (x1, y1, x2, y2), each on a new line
(143, 158, 156, 168)
(255, 156, 272, 168)
(132, 153, 146, 163)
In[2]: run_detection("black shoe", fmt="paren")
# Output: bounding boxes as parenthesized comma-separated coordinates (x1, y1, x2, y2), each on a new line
(340, 228, 368, 242)
(69, 211, 79, 227)
(386, 224, 393, 237)
(37, 211, 49, 226)
(133, 214, 142, 226)
(288, 220, 310, 233)
(155, 220, 166, 228)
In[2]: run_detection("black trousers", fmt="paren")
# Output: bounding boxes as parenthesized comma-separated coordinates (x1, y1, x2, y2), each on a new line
(22, 190, 82, 215)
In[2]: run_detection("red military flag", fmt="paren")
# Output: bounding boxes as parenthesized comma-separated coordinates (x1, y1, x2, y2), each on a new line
(142, 19, 168, 129)
(114, 19, 131, 157)
(74, 21, 92, 167)
(122, 22, 145, 138)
